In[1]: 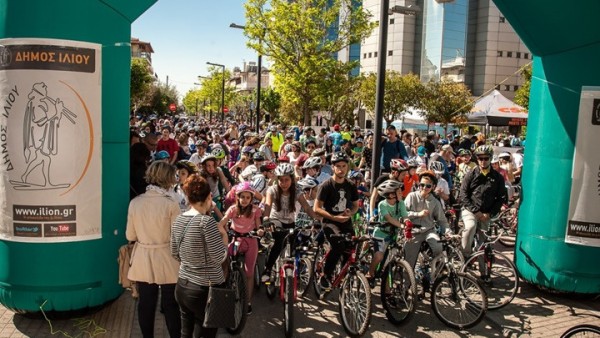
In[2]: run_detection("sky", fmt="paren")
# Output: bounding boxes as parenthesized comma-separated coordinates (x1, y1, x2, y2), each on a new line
(132, 1, 261, 99)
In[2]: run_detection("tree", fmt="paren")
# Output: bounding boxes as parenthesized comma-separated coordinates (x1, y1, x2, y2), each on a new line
(182, 89, 205, 116)
(197, 66, 238, 122)
(318, 67, 363, 125)
(130, 57, 155, 113)
(421, 80, 473, 135)
(514, 64, 531, 110)
(245, 0, 376, 125)
(147, 82, 179, 115)
(260, 87, 281, 120)
(359, 71, 424, 125)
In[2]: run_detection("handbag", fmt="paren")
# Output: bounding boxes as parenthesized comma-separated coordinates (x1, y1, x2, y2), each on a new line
(118, 242, 139, 298)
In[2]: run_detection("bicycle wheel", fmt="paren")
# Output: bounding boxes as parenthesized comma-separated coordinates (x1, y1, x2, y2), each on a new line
(312, 246, 325, 298)
(226, 265, 248, 334)
(497, 212, 517, 247)
(461, 250, 519, 309)
(266, 267, 278, 300)
(431, 272, 487, 330)
(561, 324, 600, 338)
(339, 271, 372, 337)
(254, 257, 262, 290)
(298, 257, 312, 298)
(283, 268, 295, 338)
(380, 259, 416, 325)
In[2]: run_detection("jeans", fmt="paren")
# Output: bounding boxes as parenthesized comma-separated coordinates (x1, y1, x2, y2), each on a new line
(461, 209, 490, 256)
(175, 279, 222, 338)
(323, 225, 352, 278)
(403, 227, 443, 270)
(137, 282, 181, 338)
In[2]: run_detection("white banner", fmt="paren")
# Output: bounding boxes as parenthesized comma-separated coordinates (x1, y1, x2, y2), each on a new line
(0, 38, 102, 242)
(566, 86, 600, 247)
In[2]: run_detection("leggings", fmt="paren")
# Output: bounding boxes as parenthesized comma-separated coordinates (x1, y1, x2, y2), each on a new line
(228, 237, 258, 277)
(136, 282, 181, 338)
(264, 222, 295, 272)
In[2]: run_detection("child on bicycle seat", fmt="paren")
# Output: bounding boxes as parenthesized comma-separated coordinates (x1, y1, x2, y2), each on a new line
(218, 181, 262, 315)
(367, 179, 410, 287)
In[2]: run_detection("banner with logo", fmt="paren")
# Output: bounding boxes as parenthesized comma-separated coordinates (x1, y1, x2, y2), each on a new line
(566, 86, 600, 247)
(0, 38, 102, 242)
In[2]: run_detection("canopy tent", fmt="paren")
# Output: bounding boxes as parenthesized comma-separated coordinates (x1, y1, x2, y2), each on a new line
(468, 90, 528, 126)
(385, 107, 459, 134)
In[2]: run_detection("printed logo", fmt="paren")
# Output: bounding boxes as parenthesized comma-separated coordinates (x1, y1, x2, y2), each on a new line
(0, 45, 11, 67)
(593, 99, 600, 125)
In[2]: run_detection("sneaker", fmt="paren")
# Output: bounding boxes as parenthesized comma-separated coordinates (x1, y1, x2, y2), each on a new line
(247, 304, 252, 315)
(261, 270, 271, 283)
(319, 275, 332, 290)
(367, 276, 375, 289)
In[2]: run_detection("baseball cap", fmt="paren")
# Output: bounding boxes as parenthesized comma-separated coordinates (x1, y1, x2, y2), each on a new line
(334, 124, 340, 131)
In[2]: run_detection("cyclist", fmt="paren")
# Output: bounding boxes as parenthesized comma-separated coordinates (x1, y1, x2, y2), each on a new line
(459, 145, 508, 257)
(313, 151, 359, 289)
(212, 147, 235, 187)
(251, 161, 277, 196)
(404, 170, 452, 271)
(370, 159, 409, 220)
(199, 154, 231, 212)
(366, 179, 410, 288)
(403, 158, 420, 198)
(261, 163, 318, 282)
(296, 177, 321, 227)
(302, 156, 324, 182)
(429, 161, 450, 208)
(311, 148, 333, 178)
(218, 182, 263, 314)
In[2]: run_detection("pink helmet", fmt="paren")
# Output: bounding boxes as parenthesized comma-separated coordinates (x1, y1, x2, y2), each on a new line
(235, 181, 254, 196)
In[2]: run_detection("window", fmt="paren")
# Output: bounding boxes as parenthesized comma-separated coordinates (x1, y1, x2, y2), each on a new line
(388, 50, 393, 56)
(507, 52, 513, 58)
(516, 52, 521, 58)
(514, 85, 519, 91)
(363, 53, 367, 59)
(504, 85, 510, 91)
(374, 52, 378, 58)
(390, 18, 395, 24)
(495, 85, 500, 90)
(499, 16, 506, 23)
(524, 53, 529, 59)
(497, 51, 503, 57)
(368, 52, 372, 58)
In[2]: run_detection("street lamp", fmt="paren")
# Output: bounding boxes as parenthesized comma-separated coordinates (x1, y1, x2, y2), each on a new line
(206, 62, 226, 123)
(230, 22, 262, 134)
(371, 1, 422, 184)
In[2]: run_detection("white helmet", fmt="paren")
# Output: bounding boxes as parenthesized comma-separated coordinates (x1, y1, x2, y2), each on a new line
(241, 166, 258, 180)
(297, 177, 319, 191)
(302, 156, 323, 169)
(274, 163, 295, 177)
(376, 179, 403, 197)
(429, 161, 445, 175)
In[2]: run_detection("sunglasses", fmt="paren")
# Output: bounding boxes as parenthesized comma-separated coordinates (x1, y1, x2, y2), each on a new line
(419, 183, 433, 189)
(477, 157, 490, 161)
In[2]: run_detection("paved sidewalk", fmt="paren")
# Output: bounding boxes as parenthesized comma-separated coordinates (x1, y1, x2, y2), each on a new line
(1, 253, 599, 337)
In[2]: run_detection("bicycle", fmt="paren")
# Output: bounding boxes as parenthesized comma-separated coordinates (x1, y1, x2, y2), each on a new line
(414, 233, 488, 330)
(561, 324, 600, 337)
(460, 228, 519, 310)
(367, 221, 417, 325)
(489, 202, 519, 247)
(263, 219, 314, 338)
(226, 230, 261, 334)
(312, 231, 372, 337)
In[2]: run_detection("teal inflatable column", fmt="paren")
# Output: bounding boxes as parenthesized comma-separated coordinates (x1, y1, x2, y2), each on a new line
(493, 0, 600, 293)
(0, 0, 156, 311)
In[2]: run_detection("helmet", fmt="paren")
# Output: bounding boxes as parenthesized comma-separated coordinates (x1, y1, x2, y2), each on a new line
(429, 161, 445, 175)
(154, 150, 170, 161)
(241, 166, 258, 180)
(284, 144, 293, 153)
(330, 151, 350, 164)
(418, 170, 438, 185)
(175, 160, 198, 173)
(499, 152, 511, 159)
(302, 156, 323, 169)
(353, 126, 361, 131)
(239, 124, 247, 130)
(348, 170, 364, 181)
(285, 132, 294, 139)
(312, 148, 326, 157)
(200, 154, 217, 164)
(376, 179, 403, 197)
(406, 157, 419, 168)
(235, 181, 255, 196)
(211, 148, 226, 160)
(230, 140, 239, 145)
(260, 161, 277, 171)
(253, 151, 266, 161)
(390, 159, 409, 172)
(457, 148, 471, 157)
(269, 125, 277, 132)
(242, 146, 255, 154)
(274, 163, 295, 177)
(297, 177, 319, 191)
(474, 145, 494, 156)
(491, 155, 500, 164)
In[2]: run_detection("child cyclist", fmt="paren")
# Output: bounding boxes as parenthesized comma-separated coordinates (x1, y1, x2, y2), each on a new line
(366, 179, 412, 287)
(295, 177, 320, 227)
(218, 182, 263, 315)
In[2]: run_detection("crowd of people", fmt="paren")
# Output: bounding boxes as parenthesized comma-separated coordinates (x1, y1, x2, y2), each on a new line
(126, 114, 523, 338)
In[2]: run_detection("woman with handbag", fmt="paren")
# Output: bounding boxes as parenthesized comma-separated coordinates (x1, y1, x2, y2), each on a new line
(171, 174, 228, 338)
(126, 161, 182, 338)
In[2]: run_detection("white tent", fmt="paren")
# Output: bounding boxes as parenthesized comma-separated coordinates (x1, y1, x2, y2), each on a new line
(468, 90, 528, 126)
(387, 107, 458, 134)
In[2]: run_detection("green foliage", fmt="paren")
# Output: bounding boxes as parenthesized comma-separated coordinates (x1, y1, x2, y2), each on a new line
(420, 80, 473, 133)
(182, 89, 205, 116)
(514, 64, 531, 110)
(359, 71, 424, 124)
(244, 0, 376, 125)
(147, 82, 179, 115)
(261, 87, 282, 117)
(319, 67, 363, 125)
(195, 66, 238, 120)
(130, 58, 155, 112)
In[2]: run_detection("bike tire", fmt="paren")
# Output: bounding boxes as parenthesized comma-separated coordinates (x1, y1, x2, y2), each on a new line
(497, 215, 517, 247)
(266, 268, 278, 300)
(254, 258, 261, 290)
(561, 324, 600, 338)
(283, 268, 295, 338)
(431, 272, 487, 330)
(226, 265, 248, 335)
(461, 250, 519, 309)
(312, 246, 325, 298)
(380, 259, 416, 325)
(339, 271, 372, 337)
(298, 257, 312, 298)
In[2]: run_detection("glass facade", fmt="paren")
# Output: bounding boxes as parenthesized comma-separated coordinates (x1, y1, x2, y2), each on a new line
(420, 0, 468, 83)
